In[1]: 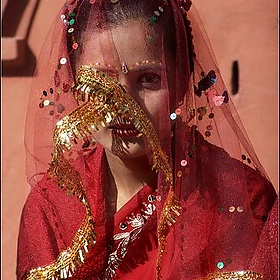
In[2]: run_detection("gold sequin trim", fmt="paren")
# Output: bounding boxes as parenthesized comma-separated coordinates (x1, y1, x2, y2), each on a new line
(199, 270, 264, 280)
(156, 189, 181, 279)
(53, 64, 171, 182)
(46, 65, 178, 279)
(26, 196, 96, 280)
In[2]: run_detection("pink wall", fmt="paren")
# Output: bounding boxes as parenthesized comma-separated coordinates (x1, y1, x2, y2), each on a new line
(2, 0, 278, 279)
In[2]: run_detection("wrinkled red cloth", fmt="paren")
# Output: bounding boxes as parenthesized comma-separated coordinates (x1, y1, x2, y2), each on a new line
(17, 139, 277, 280)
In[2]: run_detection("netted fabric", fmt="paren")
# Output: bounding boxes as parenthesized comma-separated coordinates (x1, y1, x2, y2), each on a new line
(19, 0, 277, 279)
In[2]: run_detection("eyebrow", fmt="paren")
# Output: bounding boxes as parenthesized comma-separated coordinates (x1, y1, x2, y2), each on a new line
(131, 63, 162, 71)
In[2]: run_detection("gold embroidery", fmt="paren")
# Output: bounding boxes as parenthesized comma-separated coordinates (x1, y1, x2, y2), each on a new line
(26, 196, 96, 280)
(156, 189, 181, 280)
(199, 270, 264, 280)
(44, 65, 179, 279)
(50, 65, 172, 193)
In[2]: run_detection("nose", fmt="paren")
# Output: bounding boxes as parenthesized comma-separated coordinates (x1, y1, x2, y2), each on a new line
(117, 73, 144, 106)
(118, 76, 135, 97)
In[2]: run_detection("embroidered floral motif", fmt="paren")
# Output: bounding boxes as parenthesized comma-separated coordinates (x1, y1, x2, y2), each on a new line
(102, 192, 159, 279)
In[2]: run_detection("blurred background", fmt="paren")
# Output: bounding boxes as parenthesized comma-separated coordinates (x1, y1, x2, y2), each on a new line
(1, 0, 278, 279)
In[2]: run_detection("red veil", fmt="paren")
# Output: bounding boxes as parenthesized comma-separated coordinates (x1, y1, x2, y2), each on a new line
(17, 0, 278, 279)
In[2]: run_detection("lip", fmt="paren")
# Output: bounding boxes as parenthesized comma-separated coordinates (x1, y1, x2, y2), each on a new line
(109, 125, 141, 137)
(108, 116, 141, 137)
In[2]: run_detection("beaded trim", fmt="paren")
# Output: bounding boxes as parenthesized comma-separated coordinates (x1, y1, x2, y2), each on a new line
(200, 270, 264, 280)
(26, 196, 96, 280)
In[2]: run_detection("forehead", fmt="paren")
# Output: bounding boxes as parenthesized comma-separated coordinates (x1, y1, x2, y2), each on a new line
(77, 20, 162, 68)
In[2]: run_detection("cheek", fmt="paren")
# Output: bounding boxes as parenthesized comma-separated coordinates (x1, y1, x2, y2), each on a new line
(141, 90, 169, 126)
(91, 128, 111, 144)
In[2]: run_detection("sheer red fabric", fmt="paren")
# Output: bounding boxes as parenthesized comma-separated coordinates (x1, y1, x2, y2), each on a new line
(18, 0, 278, 279)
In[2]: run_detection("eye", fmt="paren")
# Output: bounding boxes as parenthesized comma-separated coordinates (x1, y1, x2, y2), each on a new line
(138, 72, 161, 90)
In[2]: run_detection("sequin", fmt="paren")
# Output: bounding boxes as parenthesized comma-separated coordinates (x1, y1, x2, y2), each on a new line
(119, 222, 127, 230)
(207, 88, 218, 99)
(50, 88, 54, 94)
(206, 125, 213, 130)
(205, 131, 211, 137)
(150, 16, 157, 23)
(148, 194, 156, 202)
(54, 70, 60, 87)
(208, 112, 214, 119)
(213, 95, 225, 106)
(180, 160, 187, 166)
(237, 206, 244, 213)
(57, 104, 66, 113)
(222, 90, 229, 103)
(241, 154, 247, 160)
(156, 195, 161, 201)
(60, 14, 66, 20)
(43, 90, 48, 96)
(60, 57, 67, 65)
(170, 113, 177, 120)
(188, 152, 193, 158)
(195, 70, 217, 96)
(175, 108, 182, 115)
(247, 158, 251, 164)
(177, 171, 183, 177)
(69, 19, 75, 25)
(68, 28, 74, 33)
(111, 0, 118, 3)
(197, 106, 207, 116)
(229, 206, 235, 213)
(217, 262, 224, 269)
(43, 100, 50, 106)
(39, 102, 44, 108)
(72, 43, 79, 49)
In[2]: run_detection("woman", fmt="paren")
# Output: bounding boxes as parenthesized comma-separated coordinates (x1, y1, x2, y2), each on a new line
(17, 0, 278, 279)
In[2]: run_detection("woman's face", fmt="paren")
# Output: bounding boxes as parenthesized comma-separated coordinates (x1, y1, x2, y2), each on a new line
(77, 20, 172, 158)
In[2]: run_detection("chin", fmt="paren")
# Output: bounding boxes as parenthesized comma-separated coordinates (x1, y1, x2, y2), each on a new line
(93, 129, 148, 159)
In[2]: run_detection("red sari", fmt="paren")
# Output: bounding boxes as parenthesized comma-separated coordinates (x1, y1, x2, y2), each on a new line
(17, 142, 277, 280)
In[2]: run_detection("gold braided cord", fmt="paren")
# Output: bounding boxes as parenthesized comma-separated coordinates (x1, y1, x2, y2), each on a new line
(26, 197, 96, 280)
(199, 270, 264, 280)
(156, 189, 181, 280)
